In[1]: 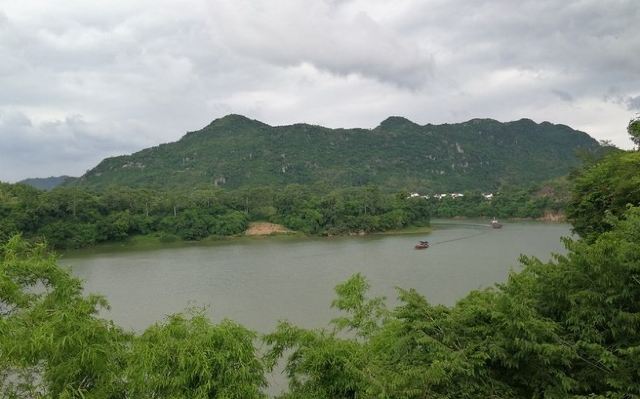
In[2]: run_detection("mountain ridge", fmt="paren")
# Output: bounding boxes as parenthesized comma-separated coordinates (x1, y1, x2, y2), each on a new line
(71, 115, 601, 191)
(20, 176, 75, 190)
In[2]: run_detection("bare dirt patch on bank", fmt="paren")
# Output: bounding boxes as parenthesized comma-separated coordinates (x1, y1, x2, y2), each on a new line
(537, 211, 566, 222)
(245, 222, 292, 236)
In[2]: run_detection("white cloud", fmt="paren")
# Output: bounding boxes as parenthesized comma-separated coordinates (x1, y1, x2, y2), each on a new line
(206, 0, 433, 88)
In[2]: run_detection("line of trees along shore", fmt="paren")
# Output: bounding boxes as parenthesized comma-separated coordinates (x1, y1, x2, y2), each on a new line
(2, 127, 639, 397)
(0, 184, 430, 249)
(0, 181, 567, 249)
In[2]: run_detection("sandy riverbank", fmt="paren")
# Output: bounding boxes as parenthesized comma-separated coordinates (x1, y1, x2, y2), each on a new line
(244, 222, 293, 236)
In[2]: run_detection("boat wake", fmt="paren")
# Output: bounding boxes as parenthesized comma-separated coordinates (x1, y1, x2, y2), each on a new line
(430, 229, 487, 246)
(418, 220, 499, 247)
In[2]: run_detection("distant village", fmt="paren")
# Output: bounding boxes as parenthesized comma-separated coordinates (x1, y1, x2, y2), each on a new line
(408, 192, 495, 200)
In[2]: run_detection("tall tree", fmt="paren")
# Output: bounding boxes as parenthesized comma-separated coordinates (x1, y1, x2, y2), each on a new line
(628, 116, 640, 149)
(567, 150, 640, 239)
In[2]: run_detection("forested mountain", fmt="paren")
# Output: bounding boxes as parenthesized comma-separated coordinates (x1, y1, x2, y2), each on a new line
(72, 114, 600, 191)
(19, 176, 75, 190)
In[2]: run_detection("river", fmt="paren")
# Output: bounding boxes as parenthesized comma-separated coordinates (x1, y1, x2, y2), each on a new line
(62, 220, 571, 333)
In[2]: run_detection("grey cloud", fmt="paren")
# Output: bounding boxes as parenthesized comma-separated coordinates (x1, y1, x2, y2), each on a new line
(401, 1, 640, 91)
(552, 90, 573, 102)
(0, 110, 147, 181)
(207, 0, 433, 88)
(626, 96, 640, 111)
(0, 0, 639, 181)
(602, 89, 640, 112)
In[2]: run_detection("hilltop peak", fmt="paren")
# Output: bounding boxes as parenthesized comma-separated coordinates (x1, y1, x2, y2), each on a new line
(512, 118, 537, 125)
(376, 116, 418, 130)
(466, 118, 500, 124)
(208, 114, 269, 128)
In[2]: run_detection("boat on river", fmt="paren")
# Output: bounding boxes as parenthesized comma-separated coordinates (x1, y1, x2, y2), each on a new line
(415, 240, 430, 250)
(491, 218, 503, 229)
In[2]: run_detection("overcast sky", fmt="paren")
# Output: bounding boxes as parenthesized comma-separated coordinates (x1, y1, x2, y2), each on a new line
(1, 0, 639, 182)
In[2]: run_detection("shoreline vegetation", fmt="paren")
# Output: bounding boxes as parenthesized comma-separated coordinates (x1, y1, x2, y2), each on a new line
(1, 180, 567, 251)
(58, 214, 569, 257)
(445, 211, 567, 223)
(61, 222, 434, 257)
(61, 215, 569, 257)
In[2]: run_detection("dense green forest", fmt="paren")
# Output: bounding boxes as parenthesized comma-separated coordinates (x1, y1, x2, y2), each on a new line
(0, 184, 432, 249)
(567, 150, 640, 240)
(70, 114, 600, 192)
(0, 179, 570, 249)
(428, 178, 569, 219)
(2, 132, 639, 397)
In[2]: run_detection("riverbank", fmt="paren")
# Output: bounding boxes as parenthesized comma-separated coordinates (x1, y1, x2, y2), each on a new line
(245, 222, 293, 236)
(373, 225, 433, 235)
(50, 211, 566, 257)
(537, 211, 567, 222)
(59, 214, 571, 257)
(433, 213, 567, 223)
(61, 231, 304, 257)
(62, 223, 433, 257)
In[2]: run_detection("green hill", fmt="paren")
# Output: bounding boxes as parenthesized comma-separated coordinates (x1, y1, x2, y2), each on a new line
(19, 176, 75, 190)
(72, 114, 600, 191)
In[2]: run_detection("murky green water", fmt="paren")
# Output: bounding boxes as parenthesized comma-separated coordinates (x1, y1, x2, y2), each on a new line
(62, 220, 571, 333)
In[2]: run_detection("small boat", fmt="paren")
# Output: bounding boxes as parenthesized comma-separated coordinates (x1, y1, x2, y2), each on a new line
(491, 218, 503, 229)
(415, 240, 430, 250)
